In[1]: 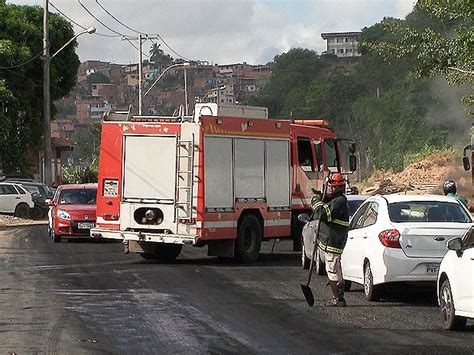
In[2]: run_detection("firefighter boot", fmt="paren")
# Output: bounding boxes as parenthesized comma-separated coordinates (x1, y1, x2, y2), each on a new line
(325, 281, 346, 307)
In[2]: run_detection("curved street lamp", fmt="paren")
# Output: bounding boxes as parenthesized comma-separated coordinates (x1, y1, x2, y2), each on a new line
(143, 62, 190, 115)
(51, 27, 96, 59)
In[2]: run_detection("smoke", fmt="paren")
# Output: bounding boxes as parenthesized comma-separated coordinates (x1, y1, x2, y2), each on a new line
(425, 76, 471, 147)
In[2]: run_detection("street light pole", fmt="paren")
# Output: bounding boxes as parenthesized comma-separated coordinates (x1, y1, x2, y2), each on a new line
(43, 0, 52, 186)
(143, 62, 190, 114)
(43, 0, 95, 185)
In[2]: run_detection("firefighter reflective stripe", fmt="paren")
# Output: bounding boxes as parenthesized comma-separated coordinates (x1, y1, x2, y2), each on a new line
(333, 219, 349, 227)
(317, 239, 343, 254)
(312, 201, 332, 221)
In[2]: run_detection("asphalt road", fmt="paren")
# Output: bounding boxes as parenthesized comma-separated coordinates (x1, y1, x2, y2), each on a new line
(0, 226, 472, 354)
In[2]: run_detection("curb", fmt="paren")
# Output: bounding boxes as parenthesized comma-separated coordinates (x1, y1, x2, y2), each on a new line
(0, 222, 48, 231)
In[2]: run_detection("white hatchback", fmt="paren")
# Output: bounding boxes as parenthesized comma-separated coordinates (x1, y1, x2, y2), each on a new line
(0, 182, 34, 218)
(438, 226, 474, 330)
(341, 194, 472, 301)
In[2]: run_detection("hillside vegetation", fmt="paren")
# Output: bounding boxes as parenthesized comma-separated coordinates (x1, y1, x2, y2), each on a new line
(249, 4, 472, 176)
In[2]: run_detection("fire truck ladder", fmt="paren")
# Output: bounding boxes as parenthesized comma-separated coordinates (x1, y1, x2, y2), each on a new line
(175, 136, 195, 222)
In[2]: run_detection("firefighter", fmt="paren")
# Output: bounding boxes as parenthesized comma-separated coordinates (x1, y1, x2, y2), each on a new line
(443, 180, 468, 207)
(311, 172, 349, 307)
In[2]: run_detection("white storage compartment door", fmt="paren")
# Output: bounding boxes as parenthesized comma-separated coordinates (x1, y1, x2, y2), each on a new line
(235, 138, 264, 199)
(204, 136, 233, 208)
(123, 135, 177, 200)
(266, 140, 290, 208)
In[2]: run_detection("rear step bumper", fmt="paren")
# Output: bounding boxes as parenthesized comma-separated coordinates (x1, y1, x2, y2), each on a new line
(90, 228, 197, 245)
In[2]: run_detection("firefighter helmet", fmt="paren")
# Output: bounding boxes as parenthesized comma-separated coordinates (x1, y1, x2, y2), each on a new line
(443, 180, 457, 195)
(327, 172, 346, 187)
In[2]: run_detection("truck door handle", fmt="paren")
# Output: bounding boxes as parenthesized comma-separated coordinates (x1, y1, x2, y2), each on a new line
(363, 235, 367, 239)
(433, 237, 445, 241)
(15, 197, 20, 199)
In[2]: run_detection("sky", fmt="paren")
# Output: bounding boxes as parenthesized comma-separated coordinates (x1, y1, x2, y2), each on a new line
(7, 0, 415, 65)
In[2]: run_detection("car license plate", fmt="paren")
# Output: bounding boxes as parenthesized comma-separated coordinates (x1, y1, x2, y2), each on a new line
(78, 222, 94, 230)
(426, 264, 439, 274)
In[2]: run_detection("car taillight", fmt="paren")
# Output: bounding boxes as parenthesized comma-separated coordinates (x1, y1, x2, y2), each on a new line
(378, 229, 401, 248)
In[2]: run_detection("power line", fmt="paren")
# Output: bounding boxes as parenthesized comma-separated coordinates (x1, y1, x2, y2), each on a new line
(50, 1, 119, 38)
(0, 51, 42, 69)
(95, 0, 146, 35)
(94, 0, 192, 62)
(76, 0, 149, 58)
(77, 0, 127, 37)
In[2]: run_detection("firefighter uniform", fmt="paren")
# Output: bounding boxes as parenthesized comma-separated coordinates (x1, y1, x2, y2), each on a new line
(311, 173, 349, 307)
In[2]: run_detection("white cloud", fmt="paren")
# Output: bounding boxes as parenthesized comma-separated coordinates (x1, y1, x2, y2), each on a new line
(6, 0, 415, 65)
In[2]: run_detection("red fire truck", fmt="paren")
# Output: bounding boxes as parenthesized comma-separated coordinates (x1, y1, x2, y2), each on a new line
(91, 103, 356, 262)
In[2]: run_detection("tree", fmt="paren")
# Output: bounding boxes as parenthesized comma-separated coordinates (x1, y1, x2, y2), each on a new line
(366, 1, 473, 86)
(149, 43, 173, 67)
(0, 2, 80, 174)
(249, 48, 331, 117)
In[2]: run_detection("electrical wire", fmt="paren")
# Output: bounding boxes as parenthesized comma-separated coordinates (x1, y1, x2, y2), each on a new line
(0, 51, 42, 69)
(94, 0, 192, 62)
(77, 0, 127, 37)
(77, 0, 149, 58)
(50, 1, 119, 38)
(95, 0, 146, 35)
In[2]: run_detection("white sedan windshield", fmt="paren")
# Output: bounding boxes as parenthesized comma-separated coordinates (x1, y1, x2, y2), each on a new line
(388, 201, 471, 223)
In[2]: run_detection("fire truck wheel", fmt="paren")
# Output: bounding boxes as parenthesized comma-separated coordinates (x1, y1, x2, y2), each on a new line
(140, 244, 182, 262)
(155, 244, 182, 262)
(235, 214, 262, 263)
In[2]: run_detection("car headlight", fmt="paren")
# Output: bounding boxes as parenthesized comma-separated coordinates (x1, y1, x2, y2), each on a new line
(57, 210, 71, 221)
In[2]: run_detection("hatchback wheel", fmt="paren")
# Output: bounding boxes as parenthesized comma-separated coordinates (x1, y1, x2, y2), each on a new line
(364, 262, 381, 301)
(49, 222, 61, 243)
(14, 203, 30, 219)
(440, 279, 467, 330)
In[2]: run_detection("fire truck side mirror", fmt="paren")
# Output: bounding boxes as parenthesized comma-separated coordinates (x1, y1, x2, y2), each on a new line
(462, 156, 470, 171)
(348, 142, 356, 154)
(349, 154, 357, 172)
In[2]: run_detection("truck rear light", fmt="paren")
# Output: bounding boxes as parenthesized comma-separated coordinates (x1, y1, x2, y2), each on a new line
(103, 214, 119, 221)
(378, 229, 401, 248)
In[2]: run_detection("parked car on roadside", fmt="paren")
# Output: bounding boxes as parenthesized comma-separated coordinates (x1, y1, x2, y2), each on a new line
(300, 194, 369, 271)
(438, 226, 474, 330)
(47, 183, 98, 242)
(341, 194, 473, 301)
(347, 194, 369, 220)
(0, 182, 34, 218)
(9, 181, 54, 220)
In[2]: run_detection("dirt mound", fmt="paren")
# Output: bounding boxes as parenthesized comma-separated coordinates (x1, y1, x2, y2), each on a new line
(360, 151, 471, 201)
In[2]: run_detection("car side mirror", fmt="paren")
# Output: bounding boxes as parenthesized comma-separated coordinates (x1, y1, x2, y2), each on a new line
(447, 237, 462, 251)
(45, 199, 53, 207)
(298, 213, 310, 223)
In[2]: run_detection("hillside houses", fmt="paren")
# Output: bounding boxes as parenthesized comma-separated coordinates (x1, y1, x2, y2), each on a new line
(54, 60, 273, 142)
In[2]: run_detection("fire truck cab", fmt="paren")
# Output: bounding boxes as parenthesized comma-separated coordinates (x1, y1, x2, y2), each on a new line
(91, 103, 356, 262)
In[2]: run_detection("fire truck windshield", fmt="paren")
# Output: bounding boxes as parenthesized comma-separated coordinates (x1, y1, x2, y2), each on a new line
(324, 139, 339, 172)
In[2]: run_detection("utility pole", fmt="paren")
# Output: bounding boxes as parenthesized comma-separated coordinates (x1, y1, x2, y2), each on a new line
(184, 64, 188, 115)
(43, 0, 52, 186)
(122, 35, 160, 115)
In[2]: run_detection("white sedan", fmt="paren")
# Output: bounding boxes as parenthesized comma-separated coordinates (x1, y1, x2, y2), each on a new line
(341, 194, 472, 301)
(438, 226, 474, 330)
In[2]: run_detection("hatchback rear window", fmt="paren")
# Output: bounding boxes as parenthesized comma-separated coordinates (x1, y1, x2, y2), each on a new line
(388, 201, 471, 223)
(59, 189, 97, 205)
